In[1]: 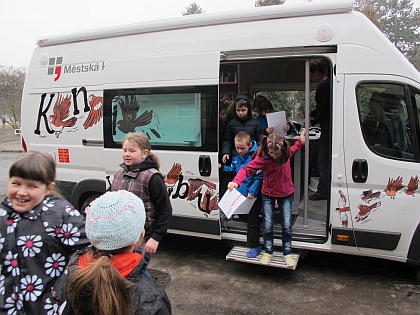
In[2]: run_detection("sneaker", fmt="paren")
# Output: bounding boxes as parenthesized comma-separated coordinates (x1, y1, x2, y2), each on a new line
(246, 246, 261, 258)
(284, 254, 296, 267)
(260, 253, 272, 264)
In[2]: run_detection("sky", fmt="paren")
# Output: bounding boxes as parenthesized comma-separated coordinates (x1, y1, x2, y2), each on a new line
(1, 0, 419, 68)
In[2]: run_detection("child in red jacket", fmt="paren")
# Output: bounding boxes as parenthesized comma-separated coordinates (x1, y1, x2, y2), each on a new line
(228, 130, 306, 267)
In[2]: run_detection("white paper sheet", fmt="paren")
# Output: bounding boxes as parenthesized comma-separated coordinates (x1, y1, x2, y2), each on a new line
(266, 111, 287, 135)
(218, 189, 256, 219)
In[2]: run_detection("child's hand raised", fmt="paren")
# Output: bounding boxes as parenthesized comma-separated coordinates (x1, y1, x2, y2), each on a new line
(227, 182, 238, 191)
(300, 129, 307, 144)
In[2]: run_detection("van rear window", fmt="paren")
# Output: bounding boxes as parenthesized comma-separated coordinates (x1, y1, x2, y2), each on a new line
(103, 86, 218, 151)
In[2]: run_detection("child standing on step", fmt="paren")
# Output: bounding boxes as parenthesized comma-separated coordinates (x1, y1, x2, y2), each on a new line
(223, 131, 262, 258)
(228, 130, 306, 267)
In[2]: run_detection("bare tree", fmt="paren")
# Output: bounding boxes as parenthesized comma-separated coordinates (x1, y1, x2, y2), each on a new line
(0, 66, 26, 130)
(182, 3, 204, 15)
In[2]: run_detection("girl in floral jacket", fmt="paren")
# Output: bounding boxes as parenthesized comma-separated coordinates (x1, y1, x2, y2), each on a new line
(0, 151, 89, 315)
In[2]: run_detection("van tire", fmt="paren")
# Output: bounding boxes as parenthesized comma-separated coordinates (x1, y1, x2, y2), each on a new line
(80, 194, 101, 215)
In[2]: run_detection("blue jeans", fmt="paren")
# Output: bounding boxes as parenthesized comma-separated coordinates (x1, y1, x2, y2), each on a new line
(141, 252, 154, 281)
(262, 194, 293, 256)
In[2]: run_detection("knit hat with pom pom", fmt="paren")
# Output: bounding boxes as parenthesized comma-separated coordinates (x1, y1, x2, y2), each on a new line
(85, 190, 146, 251)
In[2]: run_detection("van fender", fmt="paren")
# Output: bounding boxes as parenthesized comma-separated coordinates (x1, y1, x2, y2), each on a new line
(407, 222, 420, 266)
(71, 178, 106, 211)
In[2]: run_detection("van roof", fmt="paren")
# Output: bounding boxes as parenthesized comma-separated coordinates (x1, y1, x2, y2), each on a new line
(37, 0, 353, 47)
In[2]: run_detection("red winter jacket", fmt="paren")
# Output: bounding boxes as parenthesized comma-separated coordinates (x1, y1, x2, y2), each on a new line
(233, 140, 304, 198)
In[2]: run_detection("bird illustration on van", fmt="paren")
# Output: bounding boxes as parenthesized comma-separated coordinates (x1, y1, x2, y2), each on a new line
(405, 175, 419, 195)
(187, 179, 217, 201)
(48, 93, 77, 138)
(164, 163, 182, 186)
(384, 176, 405, 199)
(116, 95, 154, 133)
(359, 189, 382, 203)
(355, 201, 381, 222)
(335, 190, 350, 228)
(83, 94, 103, 129)
(201, 192, 219, 213)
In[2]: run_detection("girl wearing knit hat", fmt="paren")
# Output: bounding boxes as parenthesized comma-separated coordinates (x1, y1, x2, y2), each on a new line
(54, 190, 171, 315)
(111, 132, 172, 281)
(0, 151, 90, 315)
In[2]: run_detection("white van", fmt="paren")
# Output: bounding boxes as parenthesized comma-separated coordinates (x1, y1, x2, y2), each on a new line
(21, 0, 420, 277)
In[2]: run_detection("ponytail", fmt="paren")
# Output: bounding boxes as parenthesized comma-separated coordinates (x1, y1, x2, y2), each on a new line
(67, 250, 134, 315)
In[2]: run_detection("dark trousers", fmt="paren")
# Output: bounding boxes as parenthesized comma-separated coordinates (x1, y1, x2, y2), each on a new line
(316, 128, 329, 199)
(247, 193, 262, 248)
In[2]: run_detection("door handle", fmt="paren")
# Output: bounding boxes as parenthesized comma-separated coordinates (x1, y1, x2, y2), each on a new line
(352, 159, 368, 183)
(199, 155, 211, 177)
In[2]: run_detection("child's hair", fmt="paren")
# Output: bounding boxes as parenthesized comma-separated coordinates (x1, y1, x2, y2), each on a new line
(67, 190, 146, 315)
(257, 132, 290, 165)
(123, 132, 161, 168)
(253, 95, 268, 109)
(258, 99, 274, 112)
(68, 254, 134, 315)
(9, 151, 55, 185)
(235, 98, 248, 108)
(235, 131, 251, 144)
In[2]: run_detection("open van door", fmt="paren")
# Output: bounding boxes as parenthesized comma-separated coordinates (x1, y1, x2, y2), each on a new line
(341, 74, 420, 261)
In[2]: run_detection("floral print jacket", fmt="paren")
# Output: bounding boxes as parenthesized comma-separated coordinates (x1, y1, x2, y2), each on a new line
(0, 195, 89, 315)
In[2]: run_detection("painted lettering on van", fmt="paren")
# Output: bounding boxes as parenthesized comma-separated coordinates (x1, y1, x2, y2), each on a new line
(63, 62, 104, 74)
(164, 163, 218, 215)
(34, 87, 103, 136)
(168, 174, 218, 215)
(46, 56, 105, 81)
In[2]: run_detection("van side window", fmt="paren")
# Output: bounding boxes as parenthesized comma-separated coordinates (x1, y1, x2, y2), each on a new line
(103, 86, 218, 151)
(357, 83, 415, 161)
(410, 87, 420, 156)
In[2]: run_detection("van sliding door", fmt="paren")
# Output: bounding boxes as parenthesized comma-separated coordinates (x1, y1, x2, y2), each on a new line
(103, 51, 221, 238)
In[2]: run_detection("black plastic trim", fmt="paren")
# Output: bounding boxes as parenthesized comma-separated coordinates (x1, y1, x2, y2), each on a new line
(332, 227, 401, 250)
(407, 222, 420, 266)
(170, 215, 220, 236)
(55, 180, 77, 203)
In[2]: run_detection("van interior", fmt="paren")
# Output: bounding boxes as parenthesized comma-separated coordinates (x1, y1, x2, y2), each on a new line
(219, 56, 331, 248)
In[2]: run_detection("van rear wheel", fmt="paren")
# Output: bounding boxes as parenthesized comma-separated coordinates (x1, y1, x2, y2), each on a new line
(80, 194, 101, 215)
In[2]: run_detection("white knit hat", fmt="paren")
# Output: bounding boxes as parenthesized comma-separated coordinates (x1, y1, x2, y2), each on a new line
(85, 190, 146, 251)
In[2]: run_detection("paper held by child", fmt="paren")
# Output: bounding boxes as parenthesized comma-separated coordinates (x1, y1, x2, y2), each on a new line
(292, 113, 305, 125)
(267, 111, 287, 135)
(219, 188, 257, 219)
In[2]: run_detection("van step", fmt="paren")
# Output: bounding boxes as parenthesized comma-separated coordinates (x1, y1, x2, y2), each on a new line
(226, 246, 299, 270)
